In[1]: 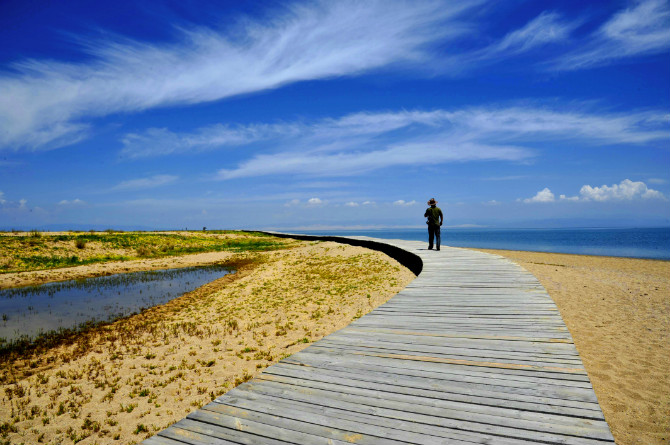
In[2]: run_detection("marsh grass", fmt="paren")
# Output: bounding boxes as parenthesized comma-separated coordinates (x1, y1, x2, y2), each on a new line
(0, 231, 295, 274)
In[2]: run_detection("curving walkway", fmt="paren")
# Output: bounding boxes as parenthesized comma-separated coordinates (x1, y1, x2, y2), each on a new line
(144, 236, 614, 445)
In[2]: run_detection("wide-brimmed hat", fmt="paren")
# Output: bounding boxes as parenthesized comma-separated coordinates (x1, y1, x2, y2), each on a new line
(427, 198, 437, 205)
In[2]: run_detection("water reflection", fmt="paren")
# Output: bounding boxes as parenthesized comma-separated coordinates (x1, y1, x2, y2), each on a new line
(0, 265, 232, 342)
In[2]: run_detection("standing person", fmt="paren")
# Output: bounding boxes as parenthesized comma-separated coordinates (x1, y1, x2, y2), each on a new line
(424, 198, 443, 250)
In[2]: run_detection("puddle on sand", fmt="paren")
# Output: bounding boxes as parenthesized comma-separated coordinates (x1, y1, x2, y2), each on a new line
(0, 265, 233, 343)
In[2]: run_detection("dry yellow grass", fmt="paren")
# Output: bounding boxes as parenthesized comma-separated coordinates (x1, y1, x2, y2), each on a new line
(0, 241, 414, 445)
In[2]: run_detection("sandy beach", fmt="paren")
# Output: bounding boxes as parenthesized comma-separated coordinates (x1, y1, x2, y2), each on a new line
(0, 240, 415, 445)
(474, 248, 670, 445)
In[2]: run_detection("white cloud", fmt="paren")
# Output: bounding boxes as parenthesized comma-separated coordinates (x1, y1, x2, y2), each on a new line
(217, 139, 529, 179)
(58, 199, 85, 205)
(121, 124, 300, 158)
(393, 200, 417, 206)
(362, 201, 376, 206)
(550, 0, 670, 70)
(0, 192, 30, 210)
(444, 106, 669, 144)
(559, 194, 580, 202)
(522, 179, 666, 204)
(284, 199, 301, 207)
(648, 178, 667, 185)
(111, 174, 178, 191)
(523, 188, 555, 203)
(496, 12, 575, 53)
(579, 179, 666, 201)
(344, 201, 359, 207)
(484, 200, 501, 206)
(211, 105, 667, 179)
(307, 197, 323, 205)
(0, 0, 480, 151)
(473, 12, 578, 61)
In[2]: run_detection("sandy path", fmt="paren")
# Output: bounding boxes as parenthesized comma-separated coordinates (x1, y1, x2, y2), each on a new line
(473, 248, 670, 445)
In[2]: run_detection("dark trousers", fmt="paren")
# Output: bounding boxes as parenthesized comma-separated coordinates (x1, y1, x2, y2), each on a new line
(428, 224, 441, 250)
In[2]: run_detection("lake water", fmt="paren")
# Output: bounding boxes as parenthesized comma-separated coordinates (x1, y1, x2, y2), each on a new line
(0, 265, 232, 343)
(296, 227, 670, 260)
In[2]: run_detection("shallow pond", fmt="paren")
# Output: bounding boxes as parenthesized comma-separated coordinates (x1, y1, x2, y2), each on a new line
(0, 265, 232, 343)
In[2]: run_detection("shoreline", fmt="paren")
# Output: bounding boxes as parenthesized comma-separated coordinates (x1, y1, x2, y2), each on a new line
(466, 245, 670, 261)
(470, 247, 669, 445)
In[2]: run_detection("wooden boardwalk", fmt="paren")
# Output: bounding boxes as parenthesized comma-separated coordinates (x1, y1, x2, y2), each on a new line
(144, 236, 614, 445)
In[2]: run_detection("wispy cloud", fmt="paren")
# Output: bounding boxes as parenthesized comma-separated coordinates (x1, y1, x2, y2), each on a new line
(470, 12, 578, 63)
(521, 179, 666, 203)
(549, 0, 670, 70)
(393, 200, 417, 206)
(111, 174, 178, 191)
(0, 192, 29, 209)
(120, 124, 300, 158)
(0, 0, 480, 151)
(218, 140, 528, 179)
(58, 199, 86, 206)
(481, 175, 528, 181)
(494, 12, 576, 54)
(206, 105, 667, 179)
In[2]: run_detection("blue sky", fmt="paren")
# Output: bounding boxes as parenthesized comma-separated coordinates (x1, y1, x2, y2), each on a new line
(1, 0, 669, 230)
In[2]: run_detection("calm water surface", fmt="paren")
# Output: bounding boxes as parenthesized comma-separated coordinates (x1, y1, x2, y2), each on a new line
(0, 265, 232, 342)
(297, 227, 670, 260)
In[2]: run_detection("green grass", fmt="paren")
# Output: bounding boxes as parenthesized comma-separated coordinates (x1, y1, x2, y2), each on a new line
(15, 254, 130, 270)
(0, 231, 293, 273)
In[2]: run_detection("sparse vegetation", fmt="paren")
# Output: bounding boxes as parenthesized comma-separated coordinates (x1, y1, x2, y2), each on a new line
(0, 230, 294, 274)
(0, 236, 414, 445)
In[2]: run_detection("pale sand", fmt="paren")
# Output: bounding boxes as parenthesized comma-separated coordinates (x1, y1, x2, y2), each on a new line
(473, 249, 670, 445)
(0, 241, 415, 445)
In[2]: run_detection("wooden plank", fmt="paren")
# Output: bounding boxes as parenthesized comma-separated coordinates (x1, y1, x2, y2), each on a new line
(318, 333, 583, 360)
(176, 414, 355, 445)
(215, 388, 528, 445)
(285, 349, 597, 387)
(142, 436, 185, 445)
(306, 343, 587, 371)
(265, 362, 601, 408)
(228, 380, 612, 445)
(158, 424, 265, 444)
(256, 366, 603, 414)
(205, 400, 480, 445)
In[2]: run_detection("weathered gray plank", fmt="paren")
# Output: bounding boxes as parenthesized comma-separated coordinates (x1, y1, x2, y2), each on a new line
(215, 387, 529, 445)
(225, 380, 611, 444)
